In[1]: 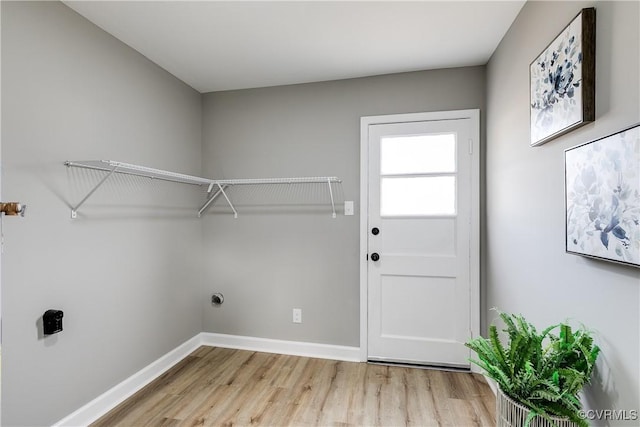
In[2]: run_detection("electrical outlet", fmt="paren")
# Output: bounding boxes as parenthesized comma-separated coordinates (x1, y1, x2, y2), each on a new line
(292, 308, 302, 324)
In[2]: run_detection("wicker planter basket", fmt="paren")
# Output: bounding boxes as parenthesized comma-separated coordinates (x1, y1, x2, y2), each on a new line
(496, 387, 580, 427)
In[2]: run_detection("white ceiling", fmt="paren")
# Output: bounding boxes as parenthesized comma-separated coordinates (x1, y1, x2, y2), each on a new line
(63, 1, 525, 93)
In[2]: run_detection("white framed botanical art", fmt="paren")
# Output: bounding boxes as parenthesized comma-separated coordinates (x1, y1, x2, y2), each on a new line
(565, 124, 640, 268)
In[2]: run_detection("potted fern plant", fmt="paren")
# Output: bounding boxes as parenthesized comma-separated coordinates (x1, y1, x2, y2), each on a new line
(466, 310, 600, 427)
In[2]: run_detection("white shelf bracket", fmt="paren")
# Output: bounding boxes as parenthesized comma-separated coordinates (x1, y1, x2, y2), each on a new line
(69, 165, 118, 219)
(197, 184, 227, 218)
(216, 183, 238, 219)
(327, 178, 337, 219)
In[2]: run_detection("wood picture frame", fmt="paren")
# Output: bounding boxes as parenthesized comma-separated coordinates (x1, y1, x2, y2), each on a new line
(530, 8, 596, 147)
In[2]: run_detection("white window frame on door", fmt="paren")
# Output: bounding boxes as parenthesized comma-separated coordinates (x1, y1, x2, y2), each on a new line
(359, 109, 481, 367)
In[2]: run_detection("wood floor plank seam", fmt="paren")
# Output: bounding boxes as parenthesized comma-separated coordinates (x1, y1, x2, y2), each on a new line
(91, 346, 495, 427)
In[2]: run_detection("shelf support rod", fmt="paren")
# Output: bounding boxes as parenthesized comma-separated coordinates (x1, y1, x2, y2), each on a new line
(216, 183, 238, 219)
(327, 178, 337, 219)
(197, 184, 227, 217)
(70, 165, 118, 219)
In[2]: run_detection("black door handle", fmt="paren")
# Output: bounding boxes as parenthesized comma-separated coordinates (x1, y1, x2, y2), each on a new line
(370, 252, 380, 262)
(371, 227, 379, 235)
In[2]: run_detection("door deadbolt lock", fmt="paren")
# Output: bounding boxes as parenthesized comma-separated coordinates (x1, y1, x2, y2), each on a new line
(370, 252, 380, 262)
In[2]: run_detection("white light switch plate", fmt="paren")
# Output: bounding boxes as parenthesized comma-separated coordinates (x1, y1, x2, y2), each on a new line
(344, 201, 354, 216)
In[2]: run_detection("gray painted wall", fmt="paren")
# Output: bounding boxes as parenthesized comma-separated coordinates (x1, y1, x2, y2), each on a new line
(1, 2, 203, 425)
(201, 68, 486, 346)
(486, 1, 640, 424)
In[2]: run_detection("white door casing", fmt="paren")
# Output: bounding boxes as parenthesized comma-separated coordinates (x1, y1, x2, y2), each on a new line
(359, 110, 480, 368)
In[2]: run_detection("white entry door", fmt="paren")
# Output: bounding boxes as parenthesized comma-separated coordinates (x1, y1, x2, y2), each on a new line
(362, 111, 479, 368)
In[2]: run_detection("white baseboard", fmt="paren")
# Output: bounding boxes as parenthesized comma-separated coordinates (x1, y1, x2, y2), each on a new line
(200, 332, 362, 362)
(53, 335, 202, 427)
(53, 333, 361, 426)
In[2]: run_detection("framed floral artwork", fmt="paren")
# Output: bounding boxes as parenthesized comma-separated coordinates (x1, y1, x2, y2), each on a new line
(565, 124, 640, 268)
(530, 8, 596, 146)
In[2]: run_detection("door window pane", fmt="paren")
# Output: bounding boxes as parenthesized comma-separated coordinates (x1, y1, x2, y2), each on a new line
(381, 176, 456, 216)
(381, 134, 456, 175)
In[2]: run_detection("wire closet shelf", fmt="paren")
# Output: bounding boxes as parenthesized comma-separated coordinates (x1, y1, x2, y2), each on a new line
(64, 160, 342, 219)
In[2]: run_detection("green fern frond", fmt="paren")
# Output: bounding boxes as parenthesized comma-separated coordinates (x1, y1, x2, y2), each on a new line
(489, 324, 510, 373)
(465, 310, 600, 427)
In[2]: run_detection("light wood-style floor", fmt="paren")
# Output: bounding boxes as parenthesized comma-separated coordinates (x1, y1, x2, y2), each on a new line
(92, 346, 495, 427)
